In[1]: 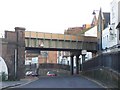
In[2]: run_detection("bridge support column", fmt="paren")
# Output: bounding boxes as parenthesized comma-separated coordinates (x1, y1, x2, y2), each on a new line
(70, 55, 74, 75)
(79, 58, 82, 71)
(82, 54, 86, 71)
(76, 55, 79, 74)
(15, 27, 26, 80)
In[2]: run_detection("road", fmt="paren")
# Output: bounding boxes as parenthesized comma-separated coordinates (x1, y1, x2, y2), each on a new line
(9, 76, 106, 90)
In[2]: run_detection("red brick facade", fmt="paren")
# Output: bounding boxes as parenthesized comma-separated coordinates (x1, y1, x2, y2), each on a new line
(64, 24, 91, 35)
(38, 51, 57, 64)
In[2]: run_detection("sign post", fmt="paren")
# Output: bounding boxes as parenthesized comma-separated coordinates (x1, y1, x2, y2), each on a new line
(81, 50, 87, 71)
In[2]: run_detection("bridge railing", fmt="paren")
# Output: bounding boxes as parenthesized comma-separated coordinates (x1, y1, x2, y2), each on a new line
(82, 52, 120, 88)
(25, 31, 97, 42)
(83, 52, 120, 73)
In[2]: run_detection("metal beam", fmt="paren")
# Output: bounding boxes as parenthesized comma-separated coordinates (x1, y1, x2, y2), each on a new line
(25, 38, 97, 52)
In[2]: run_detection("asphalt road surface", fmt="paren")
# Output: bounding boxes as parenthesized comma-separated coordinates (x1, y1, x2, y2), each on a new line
(9, 76, 106, 90)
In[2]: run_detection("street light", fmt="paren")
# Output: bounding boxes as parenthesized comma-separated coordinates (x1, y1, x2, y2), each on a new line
(92, 10, 99, 15)
(109, 27, 112, 30)
(109, 27, 114, 35)
(92, 10, 96, 15)
(109, 25, 116, 39)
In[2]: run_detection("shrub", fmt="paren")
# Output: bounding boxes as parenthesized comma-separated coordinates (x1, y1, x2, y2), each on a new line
(1, 72, 8, 81)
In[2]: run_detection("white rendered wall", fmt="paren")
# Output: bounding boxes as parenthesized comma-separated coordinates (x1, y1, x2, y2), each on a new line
(85, 26, 97, 37)
(84, 26, 96, 60)
(102, 26, 117, 49)
(110, 0, 120, 46)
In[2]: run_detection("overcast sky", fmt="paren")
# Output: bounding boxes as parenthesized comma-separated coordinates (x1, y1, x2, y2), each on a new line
(0, 0, 113, 37)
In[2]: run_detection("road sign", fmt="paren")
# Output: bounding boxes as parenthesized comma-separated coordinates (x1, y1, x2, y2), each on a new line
(32, 57, 38, 64)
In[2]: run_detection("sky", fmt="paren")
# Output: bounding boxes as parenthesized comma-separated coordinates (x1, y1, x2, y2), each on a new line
(0, 0, 113, 37)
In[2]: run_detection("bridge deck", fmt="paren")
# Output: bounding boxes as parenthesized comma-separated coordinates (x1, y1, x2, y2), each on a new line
(25, 31, 97, 52)
(25, 31, 97, 42)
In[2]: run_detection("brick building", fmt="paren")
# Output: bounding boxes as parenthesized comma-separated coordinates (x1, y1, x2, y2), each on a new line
(38, 51, 57, 64)
(64, 24, 91, 35)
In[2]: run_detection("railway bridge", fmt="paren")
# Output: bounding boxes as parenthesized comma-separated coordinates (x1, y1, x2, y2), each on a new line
(1, 27, 97, 80)
(25, 30, 97, 75)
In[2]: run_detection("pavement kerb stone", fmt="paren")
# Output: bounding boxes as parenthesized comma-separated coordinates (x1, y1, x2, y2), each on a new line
(1, 76, 39, 89)
(1, 83, 22, 90)
(12, 77, 39, 88)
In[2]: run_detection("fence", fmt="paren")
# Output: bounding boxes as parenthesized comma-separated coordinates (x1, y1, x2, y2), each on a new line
(25, 63, 70, 71)
(39, 63, 70, 71)
(83, 51, 120, 73)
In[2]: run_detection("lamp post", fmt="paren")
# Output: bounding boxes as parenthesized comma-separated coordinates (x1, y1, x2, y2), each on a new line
(109, 24, 116, 41)
(92, 10, 99, 15)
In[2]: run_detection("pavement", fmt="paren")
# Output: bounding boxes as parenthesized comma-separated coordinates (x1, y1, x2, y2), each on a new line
(0, 76, 39, 89)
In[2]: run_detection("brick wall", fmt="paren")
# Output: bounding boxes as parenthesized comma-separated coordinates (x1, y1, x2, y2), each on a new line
(2, 27, 25, 80)
(48, 51, 57, 63)
(64, 24, 92, 35)
(64, 27, 83, 35)
(38, 51, 57, 64)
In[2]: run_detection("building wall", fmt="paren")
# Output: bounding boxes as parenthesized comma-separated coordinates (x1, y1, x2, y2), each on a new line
(38, 51, 57, 64)
(38, 55, 47, 63)
(100, 0, 120, 53)
(84, 25, 97, 60)
(97, 9, 105, 53)
(102, 27, 110, 49)
(48, 51, 57, 63)
(57, 51, 70, 65)
(110, 0, 120, 46)
(5, 31, 16, 42)
(83, 24, 91, 29)
(64, 27, 83, 35)
(85, 26, 97, 37)
(64, 24, 91, 35)
(38, 51, 48, 63)
(117, 1, 120, 44)
(102, 0, 120, 51)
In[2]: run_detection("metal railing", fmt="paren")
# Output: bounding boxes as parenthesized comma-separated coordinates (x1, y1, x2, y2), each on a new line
(83, 52, 120, 73)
